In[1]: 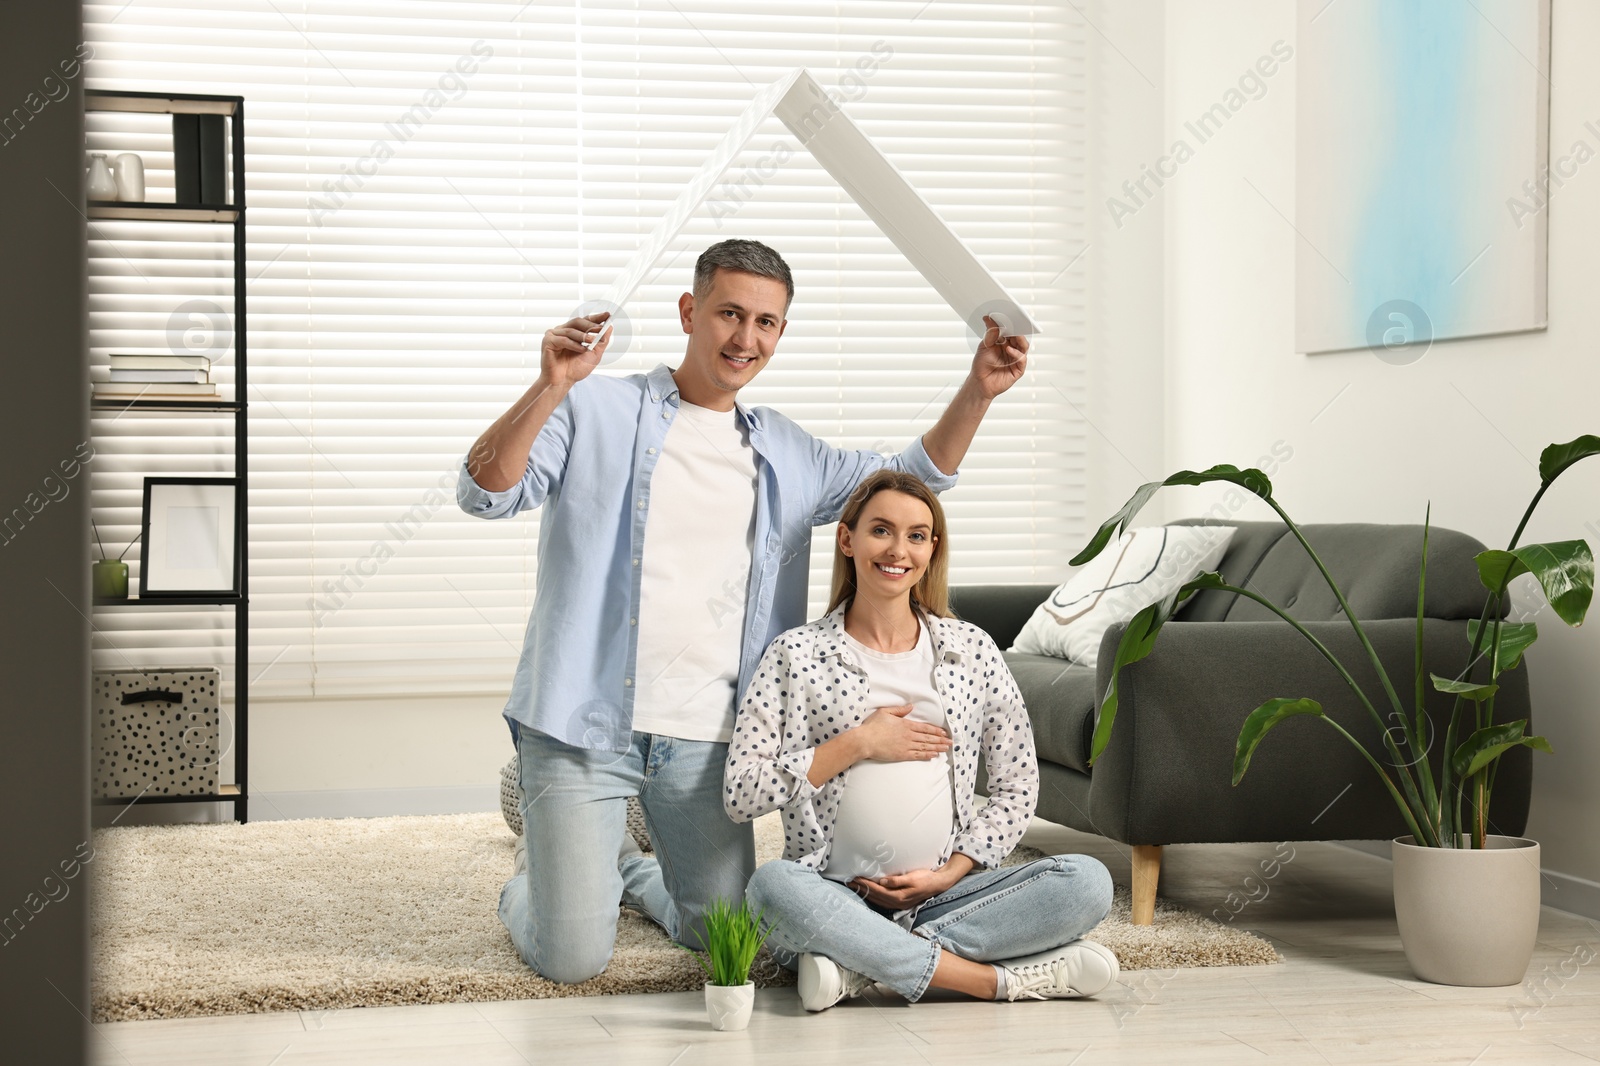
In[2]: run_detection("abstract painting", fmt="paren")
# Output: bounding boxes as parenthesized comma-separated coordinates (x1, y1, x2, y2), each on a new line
(1296, 0, 1549, 355)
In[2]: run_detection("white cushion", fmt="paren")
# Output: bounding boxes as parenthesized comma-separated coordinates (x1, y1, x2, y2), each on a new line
(1010, 525, 1237, 664)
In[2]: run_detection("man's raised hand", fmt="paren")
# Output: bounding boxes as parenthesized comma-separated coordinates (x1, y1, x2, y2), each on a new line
(970, 314, 1029, 399)
(465, 312, 612, 491)
(540, 312, 614, 389)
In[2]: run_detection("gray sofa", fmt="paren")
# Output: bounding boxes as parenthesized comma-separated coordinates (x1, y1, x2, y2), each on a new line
(949, 519, 1533, 924)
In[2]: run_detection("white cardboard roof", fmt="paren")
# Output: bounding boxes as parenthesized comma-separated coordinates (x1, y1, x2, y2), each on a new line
(600, 69, 1039, 338)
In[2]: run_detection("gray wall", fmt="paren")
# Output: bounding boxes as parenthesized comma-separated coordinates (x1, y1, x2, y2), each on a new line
(0, 2, 90, 1063)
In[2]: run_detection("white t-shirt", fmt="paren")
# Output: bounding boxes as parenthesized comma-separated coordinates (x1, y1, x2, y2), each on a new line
(822, 620, 957, 882)
(630, 399, 758, 743)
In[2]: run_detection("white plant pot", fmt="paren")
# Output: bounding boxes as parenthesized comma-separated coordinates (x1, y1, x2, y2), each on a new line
(1391, 835, 1540, 986)
(704, 981, 754, 1031)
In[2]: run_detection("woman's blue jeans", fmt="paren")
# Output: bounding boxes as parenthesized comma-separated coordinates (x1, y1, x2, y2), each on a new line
(746, 854, 1114, 1002)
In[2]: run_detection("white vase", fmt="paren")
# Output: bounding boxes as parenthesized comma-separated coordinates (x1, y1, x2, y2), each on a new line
(113, 153, 145, 202)
(704, 982, 754, 1031)
(1391, 835, 1541, 986)
(87, 153, 118, 200)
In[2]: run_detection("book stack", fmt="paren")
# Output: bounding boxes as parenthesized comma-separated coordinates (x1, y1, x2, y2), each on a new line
(94, 354, 218, 402)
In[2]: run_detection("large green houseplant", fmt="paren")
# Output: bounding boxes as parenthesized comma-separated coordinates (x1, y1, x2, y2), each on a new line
(1078, 434, 1596, 847)
(1074, 434, 1598, 984)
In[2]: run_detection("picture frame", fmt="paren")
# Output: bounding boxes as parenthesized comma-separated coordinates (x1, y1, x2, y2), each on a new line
(139, 477, 238, 597)
(1294, 0, 1551, 354)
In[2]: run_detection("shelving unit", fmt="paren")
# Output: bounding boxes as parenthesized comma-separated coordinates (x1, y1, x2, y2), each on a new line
(86, 89, 250, 823)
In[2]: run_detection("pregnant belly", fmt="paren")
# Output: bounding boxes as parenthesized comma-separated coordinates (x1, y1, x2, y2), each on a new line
(823, 757, 954, 881)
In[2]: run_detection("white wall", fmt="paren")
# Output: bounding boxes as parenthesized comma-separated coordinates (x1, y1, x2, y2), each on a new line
(1086, 0, 1170, 529)
(1162, 0, 1600, 901)
(249, 696, 511, 817)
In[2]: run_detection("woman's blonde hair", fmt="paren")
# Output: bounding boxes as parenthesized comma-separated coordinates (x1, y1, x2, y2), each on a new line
(825, 469, 951, 618)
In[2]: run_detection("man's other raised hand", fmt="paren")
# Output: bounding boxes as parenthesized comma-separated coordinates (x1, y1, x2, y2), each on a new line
(540, 311, 614, 389)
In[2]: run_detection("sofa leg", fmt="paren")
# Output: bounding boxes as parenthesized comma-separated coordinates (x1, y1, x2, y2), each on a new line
(1131, 845, 1162, 926)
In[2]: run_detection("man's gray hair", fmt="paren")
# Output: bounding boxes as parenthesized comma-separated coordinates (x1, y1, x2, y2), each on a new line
(693, 239, 794, 309)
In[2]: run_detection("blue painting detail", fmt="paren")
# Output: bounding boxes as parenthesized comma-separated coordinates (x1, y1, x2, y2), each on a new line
(1347, 1, 1483, 342)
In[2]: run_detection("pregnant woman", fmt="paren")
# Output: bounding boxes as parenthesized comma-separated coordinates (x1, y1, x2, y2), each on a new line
(724, 470, 1117, 1011)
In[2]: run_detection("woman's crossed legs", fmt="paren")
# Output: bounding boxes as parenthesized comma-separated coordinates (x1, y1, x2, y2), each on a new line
(747, 853, 1115, 1005)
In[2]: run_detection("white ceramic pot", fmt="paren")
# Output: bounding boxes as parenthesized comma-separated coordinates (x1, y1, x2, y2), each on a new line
(1391, 835, 1540, 986)
(704, 981, 754, 1031)
(113, 153, 145, 202)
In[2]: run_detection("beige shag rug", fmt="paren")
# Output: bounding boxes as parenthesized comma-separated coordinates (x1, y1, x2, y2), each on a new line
(92, 812, 1278, 1021)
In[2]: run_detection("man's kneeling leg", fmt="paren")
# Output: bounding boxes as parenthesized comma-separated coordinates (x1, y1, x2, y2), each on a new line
(500, 727, 642, 984)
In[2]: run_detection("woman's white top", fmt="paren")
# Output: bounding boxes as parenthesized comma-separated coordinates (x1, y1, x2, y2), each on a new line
(821, 620, 956, 881)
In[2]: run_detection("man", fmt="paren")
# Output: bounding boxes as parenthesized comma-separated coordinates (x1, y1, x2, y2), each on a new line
(458, 239, 1028, 984)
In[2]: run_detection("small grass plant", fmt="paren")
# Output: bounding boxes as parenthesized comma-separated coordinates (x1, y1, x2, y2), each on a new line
(685, 898, 772, 987)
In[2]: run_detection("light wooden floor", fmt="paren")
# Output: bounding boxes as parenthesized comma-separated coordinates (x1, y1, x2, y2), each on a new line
(93, 819, 1600, 1065)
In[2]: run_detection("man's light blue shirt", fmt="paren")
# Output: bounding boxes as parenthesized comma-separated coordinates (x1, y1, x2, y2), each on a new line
(457, 363, 958, 751)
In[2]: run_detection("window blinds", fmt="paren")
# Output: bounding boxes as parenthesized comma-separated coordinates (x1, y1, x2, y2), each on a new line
(84, 0, 1089, 700)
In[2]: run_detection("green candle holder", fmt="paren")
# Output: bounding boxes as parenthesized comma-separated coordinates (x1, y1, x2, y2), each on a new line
(93, 559, 129, 600)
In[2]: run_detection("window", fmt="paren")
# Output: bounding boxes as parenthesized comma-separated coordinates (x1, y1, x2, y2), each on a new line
(86, 1, 1088, 699)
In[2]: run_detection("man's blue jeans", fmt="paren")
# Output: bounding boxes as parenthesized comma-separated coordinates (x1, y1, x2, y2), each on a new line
(747, 854, 1114, 1001)
(500, 725, 755, 984)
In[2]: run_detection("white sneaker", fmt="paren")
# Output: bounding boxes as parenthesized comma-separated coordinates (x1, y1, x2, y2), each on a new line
(797, 953, 873, 1012)
(998, 939, 1120, 1001)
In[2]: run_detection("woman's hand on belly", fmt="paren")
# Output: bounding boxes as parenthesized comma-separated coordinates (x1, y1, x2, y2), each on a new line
(807, 705, 951, 789)
(848, 852, 976, 908)
(854, 704, 952, 763)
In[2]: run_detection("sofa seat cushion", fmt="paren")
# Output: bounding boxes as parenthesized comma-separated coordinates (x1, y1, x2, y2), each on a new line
(1002, 651, 1096, 775)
